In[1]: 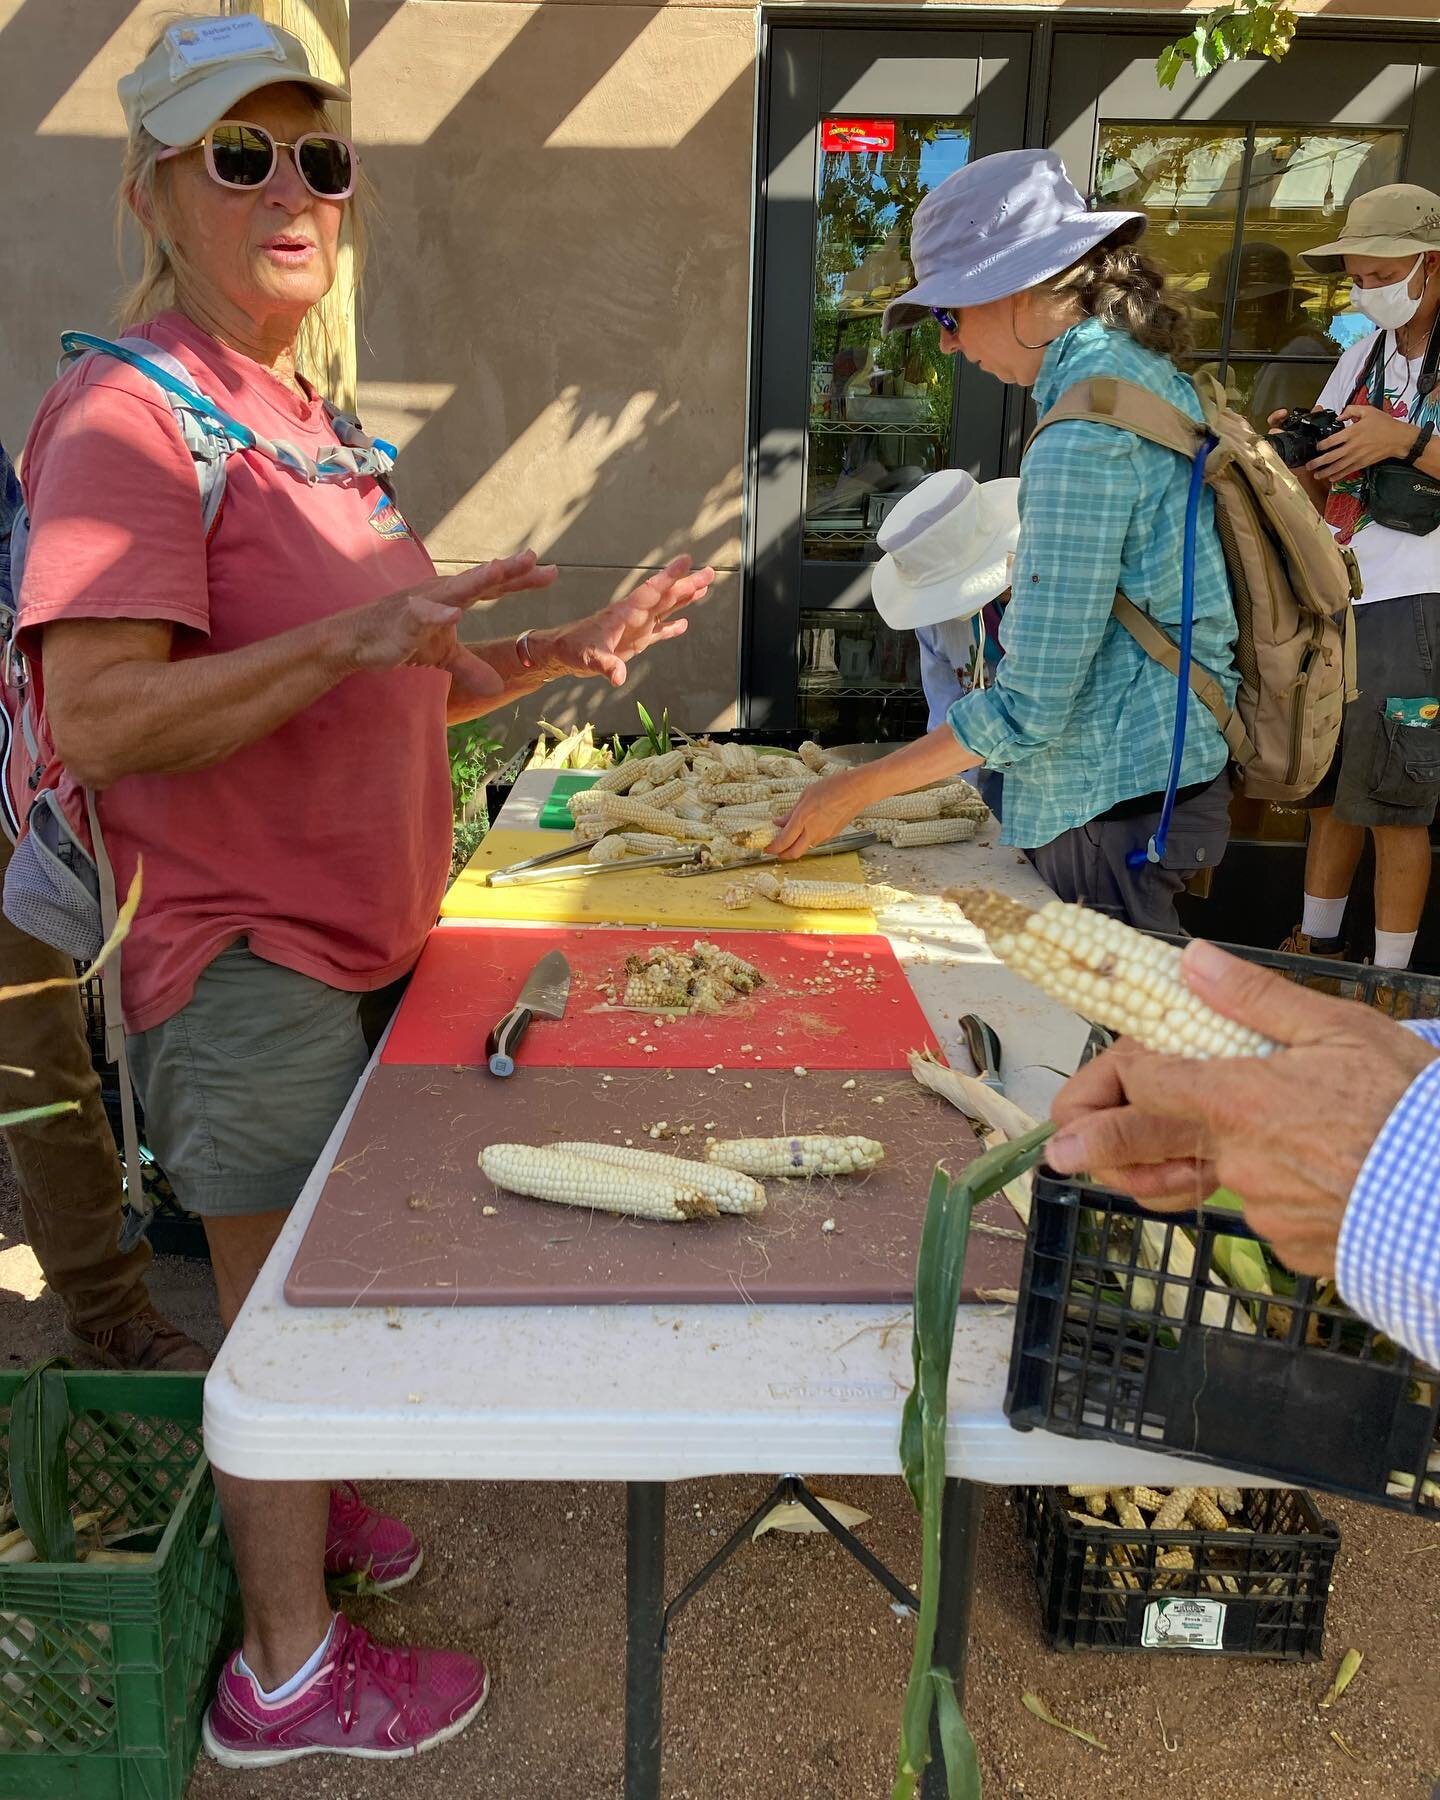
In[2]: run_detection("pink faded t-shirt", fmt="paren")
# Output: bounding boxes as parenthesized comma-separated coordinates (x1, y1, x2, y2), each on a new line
(19, 312, 452, 1033)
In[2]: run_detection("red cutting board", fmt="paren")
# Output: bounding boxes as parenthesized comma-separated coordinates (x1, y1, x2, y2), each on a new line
(382, 926, 941, 1071)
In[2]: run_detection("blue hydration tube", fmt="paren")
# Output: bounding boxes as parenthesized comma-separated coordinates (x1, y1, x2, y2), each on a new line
(1126, 432, 1218, 870)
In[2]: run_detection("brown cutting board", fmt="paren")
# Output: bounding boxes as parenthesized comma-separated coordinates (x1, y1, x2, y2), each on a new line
(283, 1066, 1021, 1309)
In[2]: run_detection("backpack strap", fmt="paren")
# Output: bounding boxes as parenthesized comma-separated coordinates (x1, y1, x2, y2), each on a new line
(59, 332, 239, 535)
(1027, 375, 1206, 460)
(1111, 592, 1254, 765)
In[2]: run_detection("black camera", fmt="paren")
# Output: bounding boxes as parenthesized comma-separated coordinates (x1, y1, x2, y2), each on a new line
(1269, 407, 1343, 469)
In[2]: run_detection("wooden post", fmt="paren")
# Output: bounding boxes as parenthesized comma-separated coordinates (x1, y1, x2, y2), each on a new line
(231, 0, 356, 409)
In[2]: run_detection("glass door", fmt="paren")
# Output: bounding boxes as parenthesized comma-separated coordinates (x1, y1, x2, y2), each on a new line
(1050, 36, 1439, 431)
(746, 28, 1030, 737)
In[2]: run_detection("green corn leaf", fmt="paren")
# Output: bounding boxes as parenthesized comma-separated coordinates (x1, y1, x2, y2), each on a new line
(0, 1102, 81, 1129)
(931, 1670, 981, 1800)
(9, 1360, 75, 1564)
(893, 1125, 1055, 1797)
(635, 701, 660, 754)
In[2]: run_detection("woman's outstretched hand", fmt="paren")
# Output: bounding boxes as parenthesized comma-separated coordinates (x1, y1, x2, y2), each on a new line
(547, 555, 716, 686)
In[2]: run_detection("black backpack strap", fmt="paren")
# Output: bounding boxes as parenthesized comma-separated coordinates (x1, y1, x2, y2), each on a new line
(1359, 332, 1388, 409)
(1417, 308, 1440, 403)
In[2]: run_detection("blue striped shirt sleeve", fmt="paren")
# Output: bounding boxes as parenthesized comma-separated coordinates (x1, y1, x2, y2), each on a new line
(1335, 1020, 1440, 1371)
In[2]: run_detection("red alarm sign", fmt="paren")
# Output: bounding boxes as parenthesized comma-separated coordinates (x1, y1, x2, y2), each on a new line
(822, 118, 896, 155)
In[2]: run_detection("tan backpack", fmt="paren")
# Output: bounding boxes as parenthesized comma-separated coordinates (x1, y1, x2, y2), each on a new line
(1030, 371, 1361, 803)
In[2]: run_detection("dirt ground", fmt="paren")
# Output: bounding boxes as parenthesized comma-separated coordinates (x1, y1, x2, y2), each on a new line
(2, 1163, 1438, 1800)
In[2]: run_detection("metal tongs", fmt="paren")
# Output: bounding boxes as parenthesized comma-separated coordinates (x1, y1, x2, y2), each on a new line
(486, 830, 877, 888)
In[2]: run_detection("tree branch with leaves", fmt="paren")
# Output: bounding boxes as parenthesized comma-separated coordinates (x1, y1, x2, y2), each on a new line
(1157, 1, 1298, 89)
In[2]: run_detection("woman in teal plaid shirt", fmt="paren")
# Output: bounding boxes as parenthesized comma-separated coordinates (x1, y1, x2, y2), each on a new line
(773, 150, 1240, 934)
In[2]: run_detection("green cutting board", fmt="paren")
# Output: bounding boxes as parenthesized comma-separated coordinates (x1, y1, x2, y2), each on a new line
(537, 772, 602, 828)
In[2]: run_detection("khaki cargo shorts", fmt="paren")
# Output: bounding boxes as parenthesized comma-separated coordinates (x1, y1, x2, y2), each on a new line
(126, 943, 408, 1218)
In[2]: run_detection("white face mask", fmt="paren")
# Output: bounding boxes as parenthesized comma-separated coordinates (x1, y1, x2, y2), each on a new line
(1351, 254, 1426, 330)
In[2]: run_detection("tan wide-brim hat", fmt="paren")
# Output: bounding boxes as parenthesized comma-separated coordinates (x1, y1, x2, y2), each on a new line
(1300, 183, 1440, 274)
(118, 16, 349, 149)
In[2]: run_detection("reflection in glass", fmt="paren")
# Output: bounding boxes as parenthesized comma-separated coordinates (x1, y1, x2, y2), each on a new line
(804, 120, 970, 564)
(1094, 122, 1406, 420)
(797, 610, 927, 740)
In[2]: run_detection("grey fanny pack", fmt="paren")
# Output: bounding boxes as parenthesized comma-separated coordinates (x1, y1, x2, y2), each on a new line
(2, 788, 104, 962)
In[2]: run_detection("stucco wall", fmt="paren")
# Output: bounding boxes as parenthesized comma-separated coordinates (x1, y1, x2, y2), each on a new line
(2, 0, 1436, 741)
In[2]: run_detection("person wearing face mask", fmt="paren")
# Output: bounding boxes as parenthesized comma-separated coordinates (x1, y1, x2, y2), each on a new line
(771, 150, 1240, 933)
(1272, 186, 1440, 973)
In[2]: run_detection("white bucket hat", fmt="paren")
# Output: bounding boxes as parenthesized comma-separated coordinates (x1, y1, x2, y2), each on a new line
(118, 16, 349, 148)
(882, 149, 1144, 335)
(871, 472, 1021, 632)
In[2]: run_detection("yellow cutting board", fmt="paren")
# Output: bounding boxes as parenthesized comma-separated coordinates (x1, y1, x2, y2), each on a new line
(442, 828, 876, 933)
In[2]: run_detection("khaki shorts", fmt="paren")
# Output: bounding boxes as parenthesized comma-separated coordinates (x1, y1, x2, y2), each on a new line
(126, 943, 408, 1218)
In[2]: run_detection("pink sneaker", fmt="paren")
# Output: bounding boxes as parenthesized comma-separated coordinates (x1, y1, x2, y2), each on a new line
(202, 1614, 489, 1767)
(325, 1482, 423, 1590)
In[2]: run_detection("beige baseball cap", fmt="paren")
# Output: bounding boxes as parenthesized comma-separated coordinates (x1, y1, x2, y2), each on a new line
(118, 16, 349, 149)
(1300, 183, 1440, 273)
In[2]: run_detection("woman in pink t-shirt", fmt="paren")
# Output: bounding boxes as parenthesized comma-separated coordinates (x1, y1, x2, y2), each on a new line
(18, 19, 714, 1768)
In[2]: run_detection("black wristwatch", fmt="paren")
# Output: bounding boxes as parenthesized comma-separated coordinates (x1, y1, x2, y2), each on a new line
(1403, 422, 1434, 466)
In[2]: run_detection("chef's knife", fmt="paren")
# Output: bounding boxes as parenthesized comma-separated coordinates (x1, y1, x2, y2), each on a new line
(958, 1013, 1004, 1092)
(486, 948, 571, 1077)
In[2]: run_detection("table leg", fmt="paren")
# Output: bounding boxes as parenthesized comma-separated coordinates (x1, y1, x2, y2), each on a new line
(921, 1478, 985, 1800)
(625, 1481, 666, 1800)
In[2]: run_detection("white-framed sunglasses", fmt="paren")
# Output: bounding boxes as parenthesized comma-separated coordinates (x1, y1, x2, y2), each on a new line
(158, 120, 357, 200)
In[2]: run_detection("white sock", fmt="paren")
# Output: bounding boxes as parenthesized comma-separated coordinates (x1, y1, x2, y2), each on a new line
(238, 1616, 336, 1703)
(1300, 893, 1347, 940)
(1372, 928, 1418, 971)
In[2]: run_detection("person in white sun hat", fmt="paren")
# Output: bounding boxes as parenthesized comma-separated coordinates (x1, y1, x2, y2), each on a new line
(773, 148, 1241, 934)
(872, 470, 1019, 815)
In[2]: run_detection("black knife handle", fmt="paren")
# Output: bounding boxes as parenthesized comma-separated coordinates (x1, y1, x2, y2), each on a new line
(958, 1012, 1003, 1084)
(487, 1006, 533, 1077)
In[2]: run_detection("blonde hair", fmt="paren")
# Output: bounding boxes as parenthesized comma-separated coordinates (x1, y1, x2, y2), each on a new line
(1047, 225, 1192, 359)
(113, 20, 372, 389)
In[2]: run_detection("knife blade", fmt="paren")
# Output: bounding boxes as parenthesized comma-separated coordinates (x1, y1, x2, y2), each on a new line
(486, 948, 571, 1077)
(958, 1013, 1004, 1092)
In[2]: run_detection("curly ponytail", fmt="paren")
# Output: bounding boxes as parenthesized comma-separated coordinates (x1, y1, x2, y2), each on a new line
(1047, 225, 1192, 359)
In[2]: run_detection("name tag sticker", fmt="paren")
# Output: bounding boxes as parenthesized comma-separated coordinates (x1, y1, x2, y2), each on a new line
(166, 18, 285, 77)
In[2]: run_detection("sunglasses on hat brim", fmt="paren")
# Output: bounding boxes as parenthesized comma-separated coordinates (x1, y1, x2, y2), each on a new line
(158, 121, 356, 201)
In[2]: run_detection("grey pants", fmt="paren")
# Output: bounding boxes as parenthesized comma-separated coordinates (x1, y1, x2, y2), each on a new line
(1028, 774, 1232, 935)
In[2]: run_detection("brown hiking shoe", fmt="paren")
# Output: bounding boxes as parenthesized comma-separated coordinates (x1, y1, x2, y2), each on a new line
(1278, 926, 1349, 960)
(68, 1305, 211, 1373)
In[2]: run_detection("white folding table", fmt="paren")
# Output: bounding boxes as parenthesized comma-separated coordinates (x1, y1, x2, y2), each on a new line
(205, 769, 1263, 1796)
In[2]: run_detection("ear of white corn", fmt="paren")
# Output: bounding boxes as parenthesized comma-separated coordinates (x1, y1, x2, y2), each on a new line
(480, 1143, 717, 1221)
(643, 749, 690, 783)
(640, 776, 688, 810)
(706, 1134, 884, 1177)
(1151, 1487, 1196, 1531)
(935, 784, 992, 821)
(585, 793, 715, 841)
(595, 830, 686, 859)
(554, 1142, 766, 1217)
(868, 817, 980, 848)
(719, 743, 758, 778)
(1187, 1492, 1228, 1531)
(758, 878, 872, 911)
(751, 871, 782, 899)
(713, 802, 776, 828)
(588, 836, 634, 864)
(699, 781, 770, 807)
(951, 888, 1276, 1059)
(798, 742, 830, 774)
(691, 940, 763, 987)
(854, 790, 945, 822)
(723, 884, 755, 909)
(591, 758, 650, 794)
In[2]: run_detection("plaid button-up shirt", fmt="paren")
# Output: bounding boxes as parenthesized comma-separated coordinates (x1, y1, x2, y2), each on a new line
(1337, 1020, 1440, 1373)
(949, 318, 1239, 850)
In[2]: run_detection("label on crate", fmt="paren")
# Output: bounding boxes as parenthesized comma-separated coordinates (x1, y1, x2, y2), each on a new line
(1140, 1597, 1226, 1650)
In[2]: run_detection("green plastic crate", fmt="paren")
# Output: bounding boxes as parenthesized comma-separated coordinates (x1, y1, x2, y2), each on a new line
(0, 1371, 239, 1800)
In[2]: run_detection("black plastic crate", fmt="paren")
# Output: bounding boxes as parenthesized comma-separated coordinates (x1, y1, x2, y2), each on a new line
(1006, 1174, 1440, 1515)
(1019, 1484, 1338, 1658)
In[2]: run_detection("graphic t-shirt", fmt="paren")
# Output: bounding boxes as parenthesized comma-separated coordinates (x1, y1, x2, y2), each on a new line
(1315, 329, 1440, 606)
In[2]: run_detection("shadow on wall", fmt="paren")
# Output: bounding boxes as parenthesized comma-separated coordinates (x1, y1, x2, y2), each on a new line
(0, 0, 753, 744)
